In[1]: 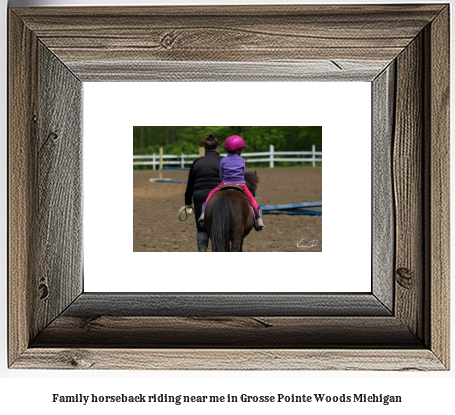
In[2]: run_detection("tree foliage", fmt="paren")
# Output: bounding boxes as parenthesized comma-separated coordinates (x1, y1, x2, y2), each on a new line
(133, 126, 322, 155)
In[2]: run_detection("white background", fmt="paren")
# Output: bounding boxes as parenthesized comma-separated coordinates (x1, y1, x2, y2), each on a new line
(1, 0, 454, 414)
(84, 82, 371, 292)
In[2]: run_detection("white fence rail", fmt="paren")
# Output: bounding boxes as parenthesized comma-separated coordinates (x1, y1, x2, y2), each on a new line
(133, 145, 322, 169)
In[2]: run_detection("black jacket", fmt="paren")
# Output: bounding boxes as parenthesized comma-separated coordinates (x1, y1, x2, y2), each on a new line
(185, 151, 223, 204)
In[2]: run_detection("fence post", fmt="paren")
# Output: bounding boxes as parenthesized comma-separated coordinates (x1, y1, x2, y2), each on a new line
(181, 153, 184, 168)
(270, 144, 274, 168)
(153, 153, 156, 170)
(312, 144, 316, 167)
(159, 147, 163, 179)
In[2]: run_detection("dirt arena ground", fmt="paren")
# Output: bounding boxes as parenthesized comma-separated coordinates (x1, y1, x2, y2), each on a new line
(134, 167, 322, 252)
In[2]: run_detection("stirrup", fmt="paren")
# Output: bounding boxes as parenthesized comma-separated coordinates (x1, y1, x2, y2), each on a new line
(198, 203, 207, 226)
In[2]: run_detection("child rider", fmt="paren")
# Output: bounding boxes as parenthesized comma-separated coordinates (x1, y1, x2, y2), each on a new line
(198, 135, 265, 230)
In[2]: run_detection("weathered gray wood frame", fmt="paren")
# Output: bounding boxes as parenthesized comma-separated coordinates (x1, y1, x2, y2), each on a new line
(8, 5, 449, 370)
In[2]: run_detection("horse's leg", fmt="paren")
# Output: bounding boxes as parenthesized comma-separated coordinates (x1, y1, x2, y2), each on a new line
(226, 233, 231, 252)
(231, 228, 244, 252)
(231, 238, 242, 252)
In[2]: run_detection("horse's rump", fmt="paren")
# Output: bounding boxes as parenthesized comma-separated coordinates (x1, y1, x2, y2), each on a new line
(205, 171, 259, 252)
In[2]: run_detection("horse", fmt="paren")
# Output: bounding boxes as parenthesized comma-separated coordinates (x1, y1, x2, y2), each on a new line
(204, 171, 260, 252)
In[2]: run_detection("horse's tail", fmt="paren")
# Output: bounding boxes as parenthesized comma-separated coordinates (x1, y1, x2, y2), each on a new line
(211, 197, 232, 252)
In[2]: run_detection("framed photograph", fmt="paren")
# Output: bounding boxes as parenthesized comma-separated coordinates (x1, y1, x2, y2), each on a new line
(9, 4, 449, 370)
(129, 124, 324, 254)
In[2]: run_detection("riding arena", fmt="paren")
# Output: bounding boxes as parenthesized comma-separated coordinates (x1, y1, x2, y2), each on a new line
(133, 147, 322, 252)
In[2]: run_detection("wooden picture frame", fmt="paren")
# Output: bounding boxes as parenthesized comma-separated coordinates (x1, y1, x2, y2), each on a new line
(9, 4, 449, 370)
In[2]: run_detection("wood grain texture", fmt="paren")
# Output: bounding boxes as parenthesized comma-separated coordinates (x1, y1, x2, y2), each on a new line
(31, 316, 421, 348)
(8, 11, 38, 366)
(9, 12, 84, 366)
(65, 293, 391, 317)
(11, 5, 444, 81)
(393, 34, 424, 340)
(70, 60, 388, 82)
(32, 42, 83, 339)
(13, 349, 445, 371)
(425, 6, 450, 369)
(372, 63, 395, 312)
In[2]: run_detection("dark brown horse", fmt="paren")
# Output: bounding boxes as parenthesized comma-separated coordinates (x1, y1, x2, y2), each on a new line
(204, 171, 259, 252)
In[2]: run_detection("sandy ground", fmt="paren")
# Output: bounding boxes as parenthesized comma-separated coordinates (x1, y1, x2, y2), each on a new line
(133, 167, 322, 252)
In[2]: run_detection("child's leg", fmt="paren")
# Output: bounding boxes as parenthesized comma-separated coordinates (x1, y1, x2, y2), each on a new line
(205, 183, 224, 204)
(238, 184, 259, 210)
(199, 183, 224, 225)
(239, 184, 264, 230)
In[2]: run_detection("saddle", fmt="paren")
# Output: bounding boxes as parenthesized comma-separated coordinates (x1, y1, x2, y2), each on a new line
(219, 184, 245, 194)
(219, 184, 255, 217)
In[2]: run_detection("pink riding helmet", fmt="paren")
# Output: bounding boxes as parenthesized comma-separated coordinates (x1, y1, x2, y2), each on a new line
(224, 135, 247, 152)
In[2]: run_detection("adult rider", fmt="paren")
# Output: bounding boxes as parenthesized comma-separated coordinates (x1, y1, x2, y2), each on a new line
(184, 133, 222, 252)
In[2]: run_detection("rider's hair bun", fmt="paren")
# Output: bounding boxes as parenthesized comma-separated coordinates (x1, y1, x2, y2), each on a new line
(204, 133, 218, 151)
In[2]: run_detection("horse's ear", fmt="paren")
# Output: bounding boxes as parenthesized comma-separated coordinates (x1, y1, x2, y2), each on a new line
(254, 170, 257, 175)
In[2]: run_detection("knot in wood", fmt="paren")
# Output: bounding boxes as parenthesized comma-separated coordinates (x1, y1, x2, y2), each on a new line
(160, 31, 179, 49)
(48, 132, 59, 142)
(60, 350, 94, 369)
(396, 267, 414, 289)
(38, 282, 49, 300)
